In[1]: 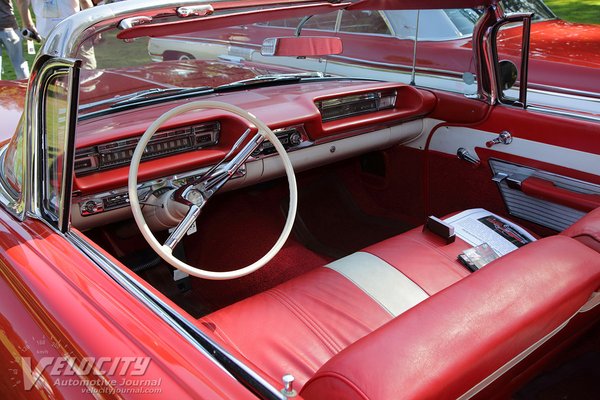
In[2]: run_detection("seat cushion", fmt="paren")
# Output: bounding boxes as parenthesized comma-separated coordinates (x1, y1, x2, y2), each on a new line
(364, 225, 471, 294)
(300, 236, 600, 400)
(199, 224, 473, 388)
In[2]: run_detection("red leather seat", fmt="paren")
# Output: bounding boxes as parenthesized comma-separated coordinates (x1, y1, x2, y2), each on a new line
(199, 224, 473, 387)
(198, 211, 600, 397)
(301, 236, 600, 400)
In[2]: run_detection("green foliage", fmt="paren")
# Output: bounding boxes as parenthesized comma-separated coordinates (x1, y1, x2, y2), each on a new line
(545, 0, 600, 24)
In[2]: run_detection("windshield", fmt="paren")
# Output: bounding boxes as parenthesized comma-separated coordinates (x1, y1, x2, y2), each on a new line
(78, 5, 347, 117)
(75, 0, 560, 118)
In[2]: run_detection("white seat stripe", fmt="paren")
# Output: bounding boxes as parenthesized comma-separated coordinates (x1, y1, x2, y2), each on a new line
(325, 252, 429, 317)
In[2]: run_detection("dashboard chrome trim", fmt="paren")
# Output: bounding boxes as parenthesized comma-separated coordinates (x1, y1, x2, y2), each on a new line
(75, 121, 220, 175)
(77, 161, 246, 217)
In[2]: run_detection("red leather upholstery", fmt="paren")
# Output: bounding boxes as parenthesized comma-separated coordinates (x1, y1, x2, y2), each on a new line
(199, 225, 472, 388)
(364, 226, 471, 294)
(522, 177, 600, 212)
(301, 236, 600, 400)
(200, 267, 393, 386)
(562, 206, 600, 253)
(199, 212, 599, 397)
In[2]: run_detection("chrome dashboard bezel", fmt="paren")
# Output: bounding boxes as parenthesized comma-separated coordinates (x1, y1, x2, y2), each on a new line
(75, 121, 220, 175)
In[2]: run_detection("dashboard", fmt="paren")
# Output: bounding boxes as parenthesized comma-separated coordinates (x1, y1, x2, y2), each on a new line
(72, 81, 435, 230)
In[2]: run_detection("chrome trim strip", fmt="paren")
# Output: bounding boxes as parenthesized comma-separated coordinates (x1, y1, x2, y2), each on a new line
(26, 58, 78, 221)
(528, 83, 600, 100)
(528, 87, 600, 105)
(329, 55, 466, 78)
(0, 146, 24, 218)
(526, 105, 600, 124)
(59, 64, 81, 232)
(67, 231, 285, 400)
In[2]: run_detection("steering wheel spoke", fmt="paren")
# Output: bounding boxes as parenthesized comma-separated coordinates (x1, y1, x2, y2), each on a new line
(172, 129, 263, 204)
(163, 204, 202, 251)
(203, 132, 264, 196)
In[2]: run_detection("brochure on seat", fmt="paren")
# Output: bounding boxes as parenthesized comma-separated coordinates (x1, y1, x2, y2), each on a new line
(444, 208, 536, 257)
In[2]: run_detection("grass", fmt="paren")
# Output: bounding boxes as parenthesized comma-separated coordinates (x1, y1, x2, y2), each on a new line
(545, 0, 600, 24)
(2, 1, 599, 80)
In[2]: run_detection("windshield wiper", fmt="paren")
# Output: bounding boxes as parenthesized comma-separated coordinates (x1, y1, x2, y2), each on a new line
(215, 72, 325, 91)
(110, 86, 214, 108)
(78, 86, 215, 121)
(78, 86, 214, 113)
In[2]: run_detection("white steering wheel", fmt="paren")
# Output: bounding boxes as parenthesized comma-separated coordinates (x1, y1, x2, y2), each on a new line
(128, 101, 297, 280)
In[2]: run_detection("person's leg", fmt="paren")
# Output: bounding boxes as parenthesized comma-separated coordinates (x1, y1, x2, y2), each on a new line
(0, 28, 30, 79)
(78, 42, 97, 70)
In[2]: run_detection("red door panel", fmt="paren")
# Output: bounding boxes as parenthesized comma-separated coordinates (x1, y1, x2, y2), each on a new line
(426, 103, 600, 233)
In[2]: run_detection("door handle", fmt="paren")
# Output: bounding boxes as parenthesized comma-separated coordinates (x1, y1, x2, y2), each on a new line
(457, 148, 480, 167)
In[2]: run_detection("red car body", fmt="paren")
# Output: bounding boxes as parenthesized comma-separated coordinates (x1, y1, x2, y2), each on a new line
(0, 0, 598, 398)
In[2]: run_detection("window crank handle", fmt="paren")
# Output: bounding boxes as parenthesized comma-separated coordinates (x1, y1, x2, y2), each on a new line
(486, 131, 513, 148)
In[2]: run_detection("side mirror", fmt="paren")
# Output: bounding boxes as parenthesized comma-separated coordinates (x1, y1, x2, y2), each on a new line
(473, 7, 532, 107)
(261, 36, 343, 57)
(498, 60, 518, 90)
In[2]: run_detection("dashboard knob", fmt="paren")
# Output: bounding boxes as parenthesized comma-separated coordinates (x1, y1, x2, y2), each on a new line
(289, 132, 301, 146)
(84, 201, 97, 214)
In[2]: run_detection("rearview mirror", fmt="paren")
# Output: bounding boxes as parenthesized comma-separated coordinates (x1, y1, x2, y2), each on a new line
(261, 36, 343, 57)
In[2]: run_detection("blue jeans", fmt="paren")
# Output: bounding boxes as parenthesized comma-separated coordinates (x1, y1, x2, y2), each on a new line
(0, 28, 30, 80)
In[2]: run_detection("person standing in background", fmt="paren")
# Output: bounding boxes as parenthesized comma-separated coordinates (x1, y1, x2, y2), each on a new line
(0, 0, 30, 79)
(19, 0, 96, 68)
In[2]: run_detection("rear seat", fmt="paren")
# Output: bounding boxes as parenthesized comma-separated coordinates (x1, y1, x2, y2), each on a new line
(198, 210, 600, 397)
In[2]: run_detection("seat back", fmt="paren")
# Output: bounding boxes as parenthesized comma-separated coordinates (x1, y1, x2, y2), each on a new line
(562, 206, 600, 253)
(300, 236, 600, 400)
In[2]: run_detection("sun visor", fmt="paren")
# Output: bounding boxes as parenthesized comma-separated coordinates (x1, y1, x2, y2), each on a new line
(348, 0, 495, 10)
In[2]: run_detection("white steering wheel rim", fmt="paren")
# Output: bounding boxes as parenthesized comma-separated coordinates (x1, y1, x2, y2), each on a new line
(128, 100, 298, 280)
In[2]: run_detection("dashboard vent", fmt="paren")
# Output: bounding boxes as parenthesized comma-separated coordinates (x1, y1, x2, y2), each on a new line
(74, 122, 220, 175)
(315, 90, 396, 122)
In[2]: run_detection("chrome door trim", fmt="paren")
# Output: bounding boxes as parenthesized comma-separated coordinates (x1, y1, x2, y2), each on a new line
(24, 58, 80, 227)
